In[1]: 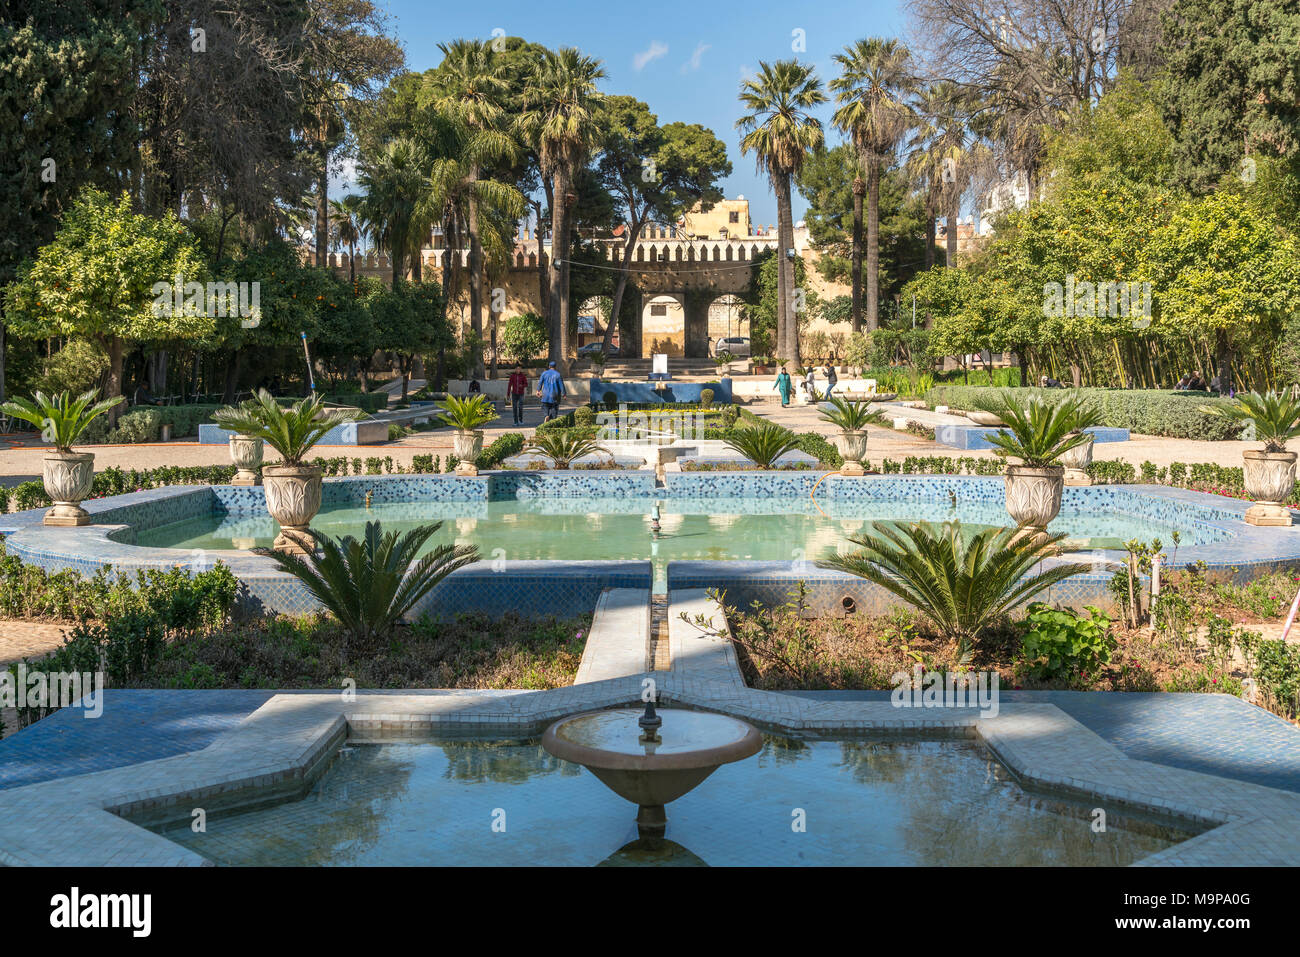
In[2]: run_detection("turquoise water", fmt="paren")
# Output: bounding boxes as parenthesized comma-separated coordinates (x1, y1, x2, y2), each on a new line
(137, 496, 1209, 572)
(152, 737, 1189, 866)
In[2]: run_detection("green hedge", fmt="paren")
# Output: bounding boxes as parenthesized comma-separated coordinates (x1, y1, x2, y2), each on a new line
(322, 391, 388, 414)
(923, 386, 1245, 441)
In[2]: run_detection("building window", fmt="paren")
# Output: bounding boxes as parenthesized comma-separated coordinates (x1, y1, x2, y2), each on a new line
(719, 228, 728, 240)
(650, 304, 667, 316)
(729, 211, 740, 223)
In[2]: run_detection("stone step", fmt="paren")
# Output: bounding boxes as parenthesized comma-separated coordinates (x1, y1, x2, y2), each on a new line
(667, 588, 746, 687)
(573, 588, 652, 684)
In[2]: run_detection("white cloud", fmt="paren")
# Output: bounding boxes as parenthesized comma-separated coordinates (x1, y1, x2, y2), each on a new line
(633, 41, 669, 71)
(680, 42, 711, 73)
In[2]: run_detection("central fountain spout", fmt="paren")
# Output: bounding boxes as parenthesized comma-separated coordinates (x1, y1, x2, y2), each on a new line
(638, 699, 662, 744)
(541, 707, 761, 840)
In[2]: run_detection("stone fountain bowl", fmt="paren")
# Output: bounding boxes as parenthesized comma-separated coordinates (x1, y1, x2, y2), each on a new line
(541, 708, 762, 809)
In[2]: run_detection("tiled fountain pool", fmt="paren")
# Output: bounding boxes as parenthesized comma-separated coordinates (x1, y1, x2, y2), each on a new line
(136, 493, 1224, 573)
(150, 736, 1192, 866)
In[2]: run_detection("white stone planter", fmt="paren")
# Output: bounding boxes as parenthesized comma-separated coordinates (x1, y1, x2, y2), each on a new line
(835, 430, 869, 476)
(454, 429, 485, 475)
(42, 452, 95, 526)
(229, 436, 264, 486)
(968, 411, 1005, 426)
(1058, 433, 1094, 486)
(262, 464, 323, 553)
(1243, 449, 1297, 526)
(1004, 465, 1065, 543)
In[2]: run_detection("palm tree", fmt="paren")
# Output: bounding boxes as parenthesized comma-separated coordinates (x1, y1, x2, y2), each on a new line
(356, 137, 434, 283)
(330, 195, 364, 284)
(737, 60, 826, 368)
(819, 521, 1090, 653)
(907, 82, 975, 269)
(425, 40, 525, 379)
(517, 47, 606, 374)
(831, 38, 914, 333)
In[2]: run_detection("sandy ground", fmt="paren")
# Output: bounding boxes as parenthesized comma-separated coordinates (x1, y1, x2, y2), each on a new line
(0, 393, 1261, 485)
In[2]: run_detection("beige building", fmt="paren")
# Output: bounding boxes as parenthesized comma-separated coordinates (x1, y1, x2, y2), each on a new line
(682, 197, 752, 241)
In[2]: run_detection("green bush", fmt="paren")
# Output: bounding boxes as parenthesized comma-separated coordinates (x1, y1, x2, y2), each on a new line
(1254, 639, 1300, 718)
(476, 432, 524, 469)
(574, 405, 596, 426)
(323, 391, 388, 414)
(924, 386, 1244, 441)
(699, 388, 714, 409)
(103, 408, 162, 443)
(1018, 603, 1115, 683)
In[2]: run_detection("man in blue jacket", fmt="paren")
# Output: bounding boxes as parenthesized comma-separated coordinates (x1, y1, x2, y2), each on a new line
(537, 360, 566, 421)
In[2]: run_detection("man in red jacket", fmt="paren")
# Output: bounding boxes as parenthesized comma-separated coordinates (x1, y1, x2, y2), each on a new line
(507, 364, 529, 425)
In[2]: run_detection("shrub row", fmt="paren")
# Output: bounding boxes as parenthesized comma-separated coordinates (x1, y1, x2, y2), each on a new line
(923, 386, 1245, 441)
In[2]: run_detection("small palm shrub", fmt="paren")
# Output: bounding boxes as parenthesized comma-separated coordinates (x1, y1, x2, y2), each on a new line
(213, 390, 362, 465)
(438, 393, 498, 431)
(1, 389, 123, 451)
(266, 521, 478, 650)
(975, 392, 1102, 467)
(818, 521, 1090, 653)
(819, 394, 877, 431)
(1201, 390, 1300, 453)
(723, 421, 801, 469)
(523, 429, 609, 469)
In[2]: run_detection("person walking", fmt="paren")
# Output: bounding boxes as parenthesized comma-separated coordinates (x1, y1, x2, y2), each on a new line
(803, 367, 817, 402)
(537, 360, 566, 421)
(773, 368, 793, 407)
(507, 364, 529, 426)
(823, 363, 838, 400)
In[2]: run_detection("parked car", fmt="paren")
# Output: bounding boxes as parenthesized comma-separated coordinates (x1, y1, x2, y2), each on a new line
(712, 337, 750, 358)
(577, 342, 620, 358)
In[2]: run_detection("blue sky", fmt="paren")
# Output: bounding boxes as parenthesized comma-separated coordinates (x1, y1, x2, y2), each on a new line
(375, 0, 910, 225)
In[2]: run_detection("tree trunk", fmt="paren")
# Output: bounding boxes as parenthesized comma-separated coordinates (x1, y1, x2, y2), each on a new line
(0, 318, 6, 403)
(1216, 329, 1233, 395)
(535, 196, 549, 318)
(924, 206, 936, 270)
(315, 142, 329, 268)
(222, 348, 243, 404)
(946, 201, 959, 268)
(602, 217, 642, 354)
(548, 171, 572, 373)
(468, 170, 485, 379)
(850, 176, 864, 334)
(866, 159, 880, 332)
(774, 171, 799, 367)
(105, 336, 125, 424)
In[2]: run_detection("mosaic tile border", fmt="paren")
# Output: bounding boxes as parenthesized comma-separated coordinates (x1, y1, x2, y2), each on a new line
(0, 676, 1296, 865)
(3, 475, 1298, 619)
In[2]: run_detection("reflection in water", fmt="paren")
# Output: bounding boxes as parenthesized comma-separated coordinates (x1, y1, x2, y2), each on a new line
(153, 738, 1193, 867)
(598, 838, 709, 867)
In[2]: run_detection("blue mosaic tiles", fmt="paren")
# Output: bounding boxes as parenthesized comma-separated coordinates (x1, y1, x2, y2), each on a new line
(935, 424, 1130, 450)
(4, 473, 1299, 620)
(590, 377, 733, 404)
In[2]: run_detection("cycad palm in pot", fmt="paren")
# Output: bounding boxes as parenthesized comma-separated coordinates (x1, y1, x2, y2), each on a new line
(1202, 391, 1300, 526)
(438, 394, 499, 475)
(213, 390, 363, 552)
(0, 389, 121, 525)
(975, 392, 1101, 545)
(819, 395, 874, 475)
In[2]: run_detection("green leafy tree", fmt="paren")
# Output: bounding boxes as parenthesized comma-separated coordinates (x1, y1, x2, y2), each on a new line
(0, 0, 159, 400)
(500, 312, 548, 364)
(594, 95, 732, 354)
(4, 191, 211, 417)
